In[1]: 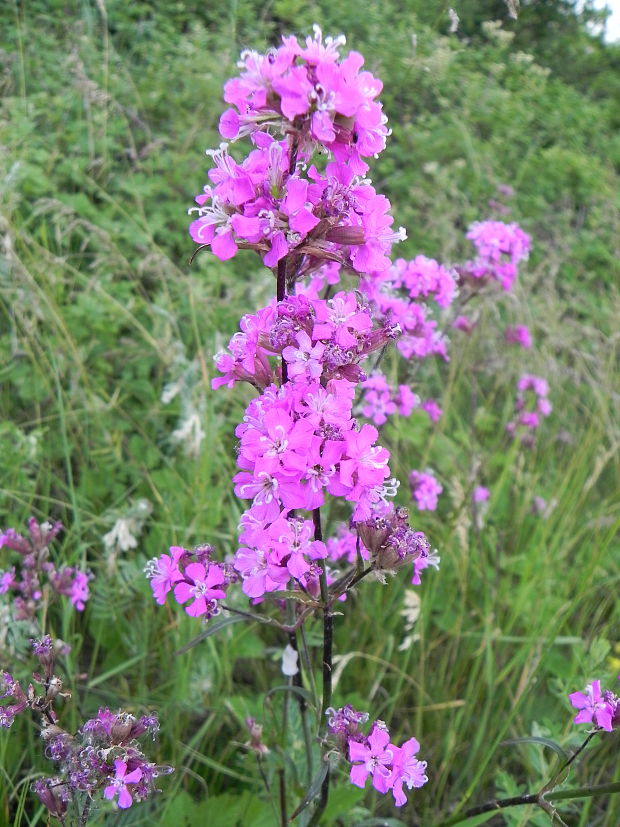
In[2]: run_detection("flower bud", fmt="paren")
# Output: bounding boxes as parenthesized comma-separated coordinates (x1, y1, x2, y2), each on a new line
(325, 226, 365, 246)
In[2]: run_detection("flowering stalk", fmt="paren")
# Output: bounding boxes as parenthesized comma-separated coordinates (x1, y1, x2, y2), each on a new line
(143, 25, 448, 819)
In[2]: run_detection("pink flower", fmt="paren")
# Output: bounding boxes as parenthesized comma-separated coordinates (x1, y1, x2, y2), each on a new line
(0, 568, 16, 594)
(395, 385, 419, 417)
(569, 681, 614, 731)
(103, 760, 143, 809)
(473, 486, 489, 503)
(389, 737, 428, 806)
(146, 547, 185, 605)
(68, 571, 91, 611)
(349, 724, 394, 792)
(452, 315, 476, 334)
(505, 324, 532, 349)
(341, 425, 390, 489)
(410, 470, 443, 512)
(421, 399, 442, 422)
(173, 562, 227, 618)
(464, 220, 531, 291)
(283, 331, 325, 381)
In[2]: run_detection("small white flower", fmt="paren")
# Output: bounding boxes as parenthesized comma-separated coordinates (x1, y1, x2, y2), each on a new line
(103, 519, 138, 553)
(171, 411, 206, 458)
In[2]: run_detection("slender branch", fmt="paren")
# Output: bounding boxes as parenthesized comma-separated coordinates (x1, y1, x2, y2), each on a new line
(437, 732, 610, 827)
(308, 507, 333, 826)
(547, 780, 620, 801)
(220, 603, 284, 628)
(79, 797, 91, 827)
(286, 595, 314, 783)
(438, 792, 539, 825)
(557, 731, 597, 776)
(438, 780, 620, 827)
(278, 767, 288, 827)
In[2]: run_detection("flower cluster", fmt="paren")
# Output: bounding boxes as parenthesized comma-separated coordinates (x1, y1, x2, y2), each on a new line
(0, 670, 29, 728)
(390, 255, 457, 309)
(145, 545, 236, 620)
(326, 706, 428, 807)
(0, 518, 91, 619)
(160, 27, 441, 817)
(569, 678, 620, 732)
(219, 25, 388, 173)
(359, 256, 456, 361)
(462, 220, 531, 291)
(212, 291, 398, 391)
(359, 371, 419, 426)
(356, 503, 439, 585)
(35, 707, 172, 815)
(1, 636, 69, 729)
(2, 636, 172, 816)
(507, 374, 552, 443)
(232, 377, 404, 596)
(409, 470, 443, 512)
(189, 142, 406, 273)
(505, 324, 532, 349)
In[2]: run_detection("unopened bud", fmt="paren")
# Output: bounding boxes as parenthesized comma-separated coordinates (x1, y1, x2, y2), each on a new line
(325, 226, 365, 246)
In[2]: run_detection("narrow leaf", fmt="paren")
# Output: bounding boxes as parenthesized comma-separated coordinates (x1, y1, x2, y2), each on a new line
(175, 614, 247, 655)
(502, 736, 569, 762)
(289, 762, 329, 820)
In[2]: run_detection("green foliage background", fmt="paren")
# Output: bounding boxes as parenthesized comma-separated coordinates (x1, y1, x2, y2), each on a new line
(0, 1, 619, 825)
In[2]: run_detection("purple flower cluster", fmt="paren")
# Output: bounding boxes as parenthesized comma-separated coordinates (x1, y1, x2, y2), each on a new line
(219, 26, 388, 174)
(505, 324, 533, 349)
(213, 291, 398, 391)
(569, 678, 620, 732)
(359, 255, 456, 361)
(359, 372, 419, 426)
(356, 503, 438, 585)
(326, 706, 428, 807)
(409, 470, 443, 512)
(0, 518, 91, 618)
(231, 376, 405, 596)
(507, 373, 552, 443)
(35, 707, 172, 814)
(145, 544, 236, 619)
(190, 146, 406, 273)
(2, 636, 172, 815)
(462, 220, 531, 291)
(1, 636, 69, 729)
(0, 671, 28, 728)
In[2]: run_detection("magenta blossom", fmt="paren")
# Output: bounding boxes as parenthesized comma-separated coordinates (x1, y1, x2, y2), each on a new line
(410, 470, 443, 511)
(505, 324, 532, 349)
(569, 680, 615, 732)
(173, 562, 227, 618)
(349, 724, 394, 792)
(473, 485, 490, 503)
(389, 737, 428, 806)
(103, 760, 143, 809)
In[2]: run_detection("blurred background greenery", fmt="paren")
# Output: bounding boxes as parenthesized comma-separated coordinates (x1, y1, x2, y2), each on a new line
(0, 1, 619, 825)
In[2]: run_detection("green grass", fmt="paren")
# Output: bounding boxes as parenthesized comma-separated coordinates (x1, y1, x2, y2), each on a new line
(0, 1, 619, 825)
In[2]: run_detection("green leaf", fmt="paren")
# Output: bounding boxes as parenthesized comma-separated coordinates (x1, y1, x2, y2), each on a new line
(502, 736, 569, 762)
(289, 761, 329, 820)
(264, 684, 316, 707)
(174, 614, 248, 654)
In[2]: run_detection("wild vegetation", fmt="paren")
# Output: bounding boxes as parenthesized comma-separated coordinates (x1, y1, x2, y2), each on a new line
(0, 1, 619, 825)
